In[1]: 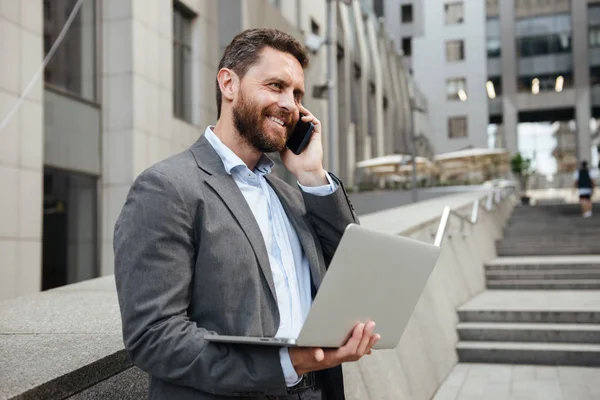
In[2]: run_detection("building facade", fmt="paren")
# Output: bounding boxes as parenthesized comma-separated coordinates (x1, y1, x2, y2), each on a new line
(487, 0, 598, 162)
(0, 0, 422, 300)
(385, 0, 600, 167)
(383, 0, 489, 152)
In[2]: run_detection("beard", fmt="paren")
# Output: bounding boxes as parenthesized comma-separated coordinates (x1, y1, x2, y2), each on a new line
(232, 90, 293, 153)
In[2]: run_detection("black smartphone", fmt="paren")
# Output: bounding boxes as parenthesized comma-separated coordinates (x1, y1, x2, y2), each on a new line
(286, 114, 315, 155)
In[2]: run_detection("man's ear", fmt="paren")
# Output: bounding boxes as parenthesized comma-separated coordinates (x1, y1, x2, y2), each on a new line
(217, 68, 238, 103)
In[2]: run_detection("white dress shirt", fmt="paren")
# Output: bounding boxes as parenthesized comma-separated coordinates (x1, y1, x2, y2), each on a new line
(203, 126, 337, 386)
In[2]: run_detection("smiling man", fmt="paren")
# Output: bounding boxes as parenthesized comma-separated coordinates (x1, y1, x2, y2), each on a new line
(113, 28, 379, 400)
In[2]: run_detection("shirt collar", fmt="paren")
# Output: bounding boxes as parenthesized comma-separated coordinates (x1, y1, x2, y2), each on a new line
(203, 126, 274, 176)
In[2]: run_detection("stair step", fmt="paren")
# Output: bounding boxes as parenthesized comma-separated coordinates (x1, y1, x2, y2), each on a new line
(456, 341, 600, 366)
(497, 249, 600, 257)
(486, 279, 600, 290)
(485, 263, 600, 271)
(458, 309, 600, 324)
(457, 322, 600, 343)
(501, 236, 600, 241)
(498, 241, 600, 247)
(486, 270, 600, 279)
(504, 228, 600, 232)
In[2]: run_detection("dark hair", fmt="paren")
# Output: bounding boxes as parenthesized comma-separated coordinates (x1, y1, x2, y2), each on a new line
(582, 161, 588, 169)
(215, 28, 310, 119)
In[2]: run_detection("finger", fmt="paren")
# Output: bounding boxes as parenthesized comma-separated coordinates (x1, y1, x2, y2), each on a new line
(365, 334, 381, 355)
(314, 348, 325, 363)
(298, 106, 319, 125)
(339, 323, 364, 357)
(298, 103, 311, 115)
(356, 321, 376, 356)
(302, 113, 319, 127)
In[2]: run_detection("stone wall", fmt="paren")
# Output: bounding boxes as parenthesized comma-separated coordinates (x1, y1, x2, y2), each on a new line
(0, 1, 44, 300)
(343, 192, 514, 400)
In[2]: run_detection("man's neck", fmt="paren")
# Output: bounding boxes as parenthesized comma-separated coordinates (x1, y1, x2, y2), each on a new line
(213, 118, 262, 171)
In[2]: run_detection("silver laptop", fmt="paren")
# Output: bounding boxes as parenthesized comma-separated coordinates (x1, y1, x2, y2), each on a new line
(204, 223, 441, 349)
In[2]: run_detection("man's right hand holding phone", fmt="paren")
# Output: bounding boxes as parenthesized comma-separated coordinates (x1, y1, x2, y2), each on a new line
(289, 321, 380, 375)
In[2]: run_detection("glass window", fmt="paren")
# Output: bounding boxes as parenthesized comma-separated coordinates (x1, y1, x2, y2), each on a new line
(373, 0, 384, 18)
(446, 40, 465, 62)
(590, 5, 600, 49)
(590, 5, 600, 26)
(445, 2, 464, 25)
(486, 17, 501, 57)
(588, 4, 600, 47)
(401, 4, 413, 23)
(516, 33, 572, 57)
(402, 37, 412, 56)
(446, 78, 467, 101)
(487, 38, 501, 58)
(42, 168, 98, 291)
(173, 2, 194, 122)
(448, 117, 468, 138)
(592, 28, 600, 47)
(515, 14, 571, 38)
(43, 0, 97, 102)
(487, 76, 502, 97)
(486, 16, 500, 37)
(591, 67, 600, 86)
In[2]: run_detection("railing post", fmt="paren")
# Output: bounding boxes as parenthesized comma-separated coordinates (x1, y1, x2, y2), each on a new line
(470, 199, 479, 224)
(434, 206, 451, 247)
(486, 190, 494, 211)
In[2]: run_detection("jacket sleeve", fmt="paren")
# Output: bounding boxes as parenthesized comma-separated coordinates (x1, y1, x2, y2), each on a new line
(113, 168, 288, 397)
(300, 173, 359, 266)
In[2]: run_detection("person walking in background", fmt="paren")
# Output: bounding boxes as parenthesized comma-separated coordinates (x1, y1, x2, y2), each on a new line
(573, 161, 596, 218)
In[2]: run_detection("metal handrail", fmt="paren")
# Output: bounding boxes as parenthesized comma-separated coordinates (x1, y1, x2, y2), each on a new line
(433, 184, 515, 247)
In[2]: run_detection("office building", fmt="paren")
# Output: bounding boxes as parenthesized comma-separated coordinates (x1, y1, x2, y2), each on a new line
(384, 0, 600, 176)
(0, 0, 424, 300)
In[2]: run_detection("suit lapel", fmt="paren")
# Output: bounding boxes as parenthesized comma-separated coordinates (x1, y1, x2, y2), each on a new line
(266, 176, 324, 290)
(190, 136, 278, 305)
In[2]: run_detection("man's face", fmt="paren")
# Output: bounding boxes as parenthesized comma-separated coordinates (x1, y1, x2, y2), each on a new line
(232, 47, 305, 153)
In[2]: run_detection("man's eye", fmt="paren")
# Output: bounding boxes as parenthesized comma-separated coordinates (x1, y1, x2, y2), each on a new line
(270, 82, 282, 89)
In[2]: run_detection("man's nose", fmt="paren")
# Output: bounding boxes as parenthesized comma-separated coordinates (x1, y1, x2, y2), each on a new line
(278, 91, 297, 114)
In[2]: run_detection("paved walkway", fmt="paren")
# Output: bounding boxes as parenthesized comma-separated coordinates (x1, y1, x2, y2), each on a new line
(432, 363, 600, 400)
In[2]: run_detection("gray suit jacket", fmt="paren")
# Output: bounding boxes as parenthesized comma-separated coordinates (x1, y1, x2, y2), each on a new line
(114, 135, 358, 399)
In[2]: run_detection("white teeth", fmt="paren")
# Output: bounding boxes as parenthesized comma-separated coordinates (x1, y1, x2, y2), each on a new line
(269, 116, 284, 126)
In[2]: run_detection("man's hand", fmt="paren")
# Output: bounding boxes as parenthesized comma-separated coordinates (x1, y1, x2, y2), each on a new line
(288, 322, 380, 376)
(280, 105, 327, 187)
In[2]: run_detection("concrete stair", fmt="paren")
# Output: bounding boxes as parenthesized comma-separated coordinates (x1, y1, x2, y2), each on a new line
(485, 256, 600, 290)
(458, 308, 600, 324)
(455, 203, 600, 367)
(496, 204, 600, 256)
(487, 279, 600, 290)
(456, 291, 600, 366)
(456, 341, 600, 366)
(497, 244, 600, 257)
(457, 322, 600, 343)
